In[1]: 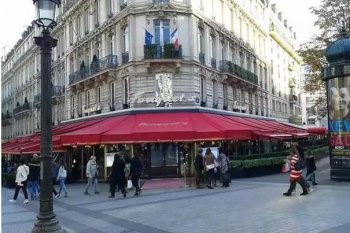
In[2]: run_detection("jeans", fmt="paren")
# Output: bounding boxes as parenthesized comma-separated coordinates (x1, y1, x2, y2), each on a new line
(85, 177, 98, 193)
(28, 180, 39, 199)
(206, 169, 214, 187)
(288, 176, 309, 193)
(58, 177, 67, 194)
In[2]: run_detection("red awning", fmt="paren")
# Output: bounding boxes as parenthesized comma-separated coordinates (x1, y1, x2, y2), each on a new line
(307, 127, 327, 135)
(253, 132, 293, 140)
(3, 137, 65, 155)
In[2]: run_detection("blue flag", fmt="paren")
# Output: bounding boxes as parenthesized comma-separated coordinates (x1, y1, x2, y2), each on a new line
(145, 29, 153, 46)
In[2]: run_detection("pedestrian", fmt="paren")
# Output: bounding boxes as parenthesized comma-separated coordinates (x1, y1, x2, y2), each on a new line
(9, 158, 29, 204)
(109, 153, 127, 198)
(57, 159, 68, 197)
(124, 153, 132, 190)
(194, 148, 204, 189)
(52, 160, 60, 198)
(203, 148, 215, 189)
(130, 153, 143, 196)
(218, 149, 230, 187)
(213, 156, 220, 187)
(306, 150, 318, 185)
(283, 145, 310, 196)
(84, 156, 99, 195)
(28, 154, 40, 200)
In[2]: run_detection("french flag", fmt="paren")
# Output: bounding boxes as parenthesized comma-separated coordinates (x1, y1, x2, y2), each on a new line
(170, 27, 179, 49)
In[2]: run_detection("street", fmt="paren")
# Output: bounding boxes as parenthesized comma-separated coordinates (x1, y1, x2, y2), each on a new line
(2, 157, 350, 233)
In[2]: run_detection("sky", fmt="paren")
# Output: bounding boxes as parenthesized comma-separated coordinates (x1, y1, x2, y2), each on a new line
(0, 0, 321, 57)
(272, 0, 321, 46)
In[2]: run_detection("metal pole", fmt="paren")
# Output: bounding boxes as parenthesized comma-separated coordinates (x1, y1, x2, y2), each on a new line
(32, 29, 64, 233)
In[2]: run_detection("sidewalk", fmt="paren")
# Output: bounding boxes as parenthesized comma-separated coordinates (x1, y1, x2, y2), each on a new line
(2, 158, 350, 233)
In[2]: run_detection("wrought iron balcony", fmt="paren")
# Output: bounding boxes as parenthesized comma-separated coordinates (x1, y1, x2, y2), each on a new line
(219, 60, 258, 85)
(34, 94, 41, 108)
(1, 111, 13, 125)
(153, 0, 169, 3)
(13, 102, 32, 115)
(69, 54, 118, 85)
(144, 44, 182, 59)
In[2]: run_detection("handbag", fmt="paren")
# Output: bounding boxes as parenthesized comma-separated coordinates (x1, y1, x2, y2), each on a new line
(127, 179, 132, 189)
(206, 164, 215, 170)
(281, 161, 290, 173)
(294, 158, 305, 171)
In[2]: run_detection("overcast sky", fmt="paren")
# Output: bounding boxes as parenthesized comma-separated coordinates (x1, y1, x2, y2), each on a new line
(0, 0, 321, 57)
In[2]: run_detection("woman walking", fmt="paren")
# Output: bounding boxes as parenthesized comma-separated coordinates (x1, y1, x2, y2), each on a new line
(130, 153, 143, 196)
(203, 148, 215, 189)
(9, 159, 29, 204)
(84, 156, 99, 195)
(57, 159, 68, 197)
(283, 145, 310, 196)
(306, 150, 318, 185)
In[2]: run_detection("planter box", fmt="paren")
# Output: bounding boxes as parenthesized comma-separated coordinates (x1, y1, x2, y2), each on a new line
(230, 164, 281, 179)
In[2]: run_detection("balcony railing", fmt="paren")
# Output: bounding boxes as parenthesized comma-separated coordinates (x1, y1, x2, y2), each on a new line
(144, 44, 182, 59)
(153, 0, 169, 3)
(34, 94, 41, 107)
(122, 52, 129, 64)
(1, 112, 13, 125)
(211, 58, 216, 69)
(69, 54, 118, 85)
(13, 102, 32, 115)
(219, 60, 258, 85)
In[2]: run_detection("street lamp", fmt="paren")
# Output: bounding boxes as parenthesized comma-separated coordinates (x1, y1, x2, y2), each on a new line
(31, 0, 64, 232)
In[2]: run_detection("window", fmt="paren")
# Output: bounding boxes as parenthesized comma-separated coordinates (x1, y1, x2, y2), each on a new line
(123, 77, 129, 105)
(223, 84, 228, 107)
(107, 0, 114, 16)
(200, 77, 206, 103)
(96, 87, 101, 104)
(94, 0, 99, 27)
(212, 80, 218, 105)
(198, 27, 204, 54)
(69, 21, 73, 45)
(109, 34, 115, 55)
(110, 82, 115, 106)
(154, 19, 170, 45)
(86, 90, 91, 107)
(122, 26, 129, 52)
(70, 95, 74, 117)
(78, 93, 83, 114)
(221, 41, 225, 60)
(84, 8, 89, 33)
(76, 14, 81, 38)
(209, 34, 215, 59)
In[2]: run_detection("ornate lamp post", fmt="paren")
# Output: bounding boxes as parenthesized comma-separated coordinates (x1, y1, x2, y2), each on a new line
(31, 0, 65, 232)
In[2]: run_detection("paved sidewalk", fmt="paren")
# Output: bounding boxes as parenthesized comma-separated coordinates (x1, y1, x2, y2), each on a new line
(2, 157, 350, 233)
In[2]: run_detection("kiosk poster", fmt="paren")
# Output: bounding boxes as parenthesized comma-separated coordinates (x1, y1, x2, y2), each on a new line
(328, 77, 350, 158)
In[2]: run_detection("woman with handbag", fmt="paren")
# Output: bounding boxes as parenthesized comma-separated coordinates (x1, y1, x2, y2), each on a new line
(57, 159, 68, 197)
(203, 148, 215, 189)
(283, 145, 310, 196)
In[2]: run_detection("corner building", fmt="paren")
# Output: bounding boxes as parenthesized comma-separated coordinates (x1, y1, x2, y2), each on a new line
(1, 0, 304, 179)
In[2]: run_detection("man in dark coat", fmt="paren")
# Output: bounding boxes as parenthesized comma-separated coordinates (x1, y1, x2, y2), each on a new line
(109, 153, 127, 198)
(130, 153, 143, 196)
(28, 154, 40, 200)
(194, 148, 204, 189)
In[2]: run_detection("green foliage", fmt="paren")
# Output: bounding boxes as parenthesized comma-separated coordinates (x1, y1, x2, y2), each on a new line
(298, 0, 350, 115)
(230, 156, 285, 169)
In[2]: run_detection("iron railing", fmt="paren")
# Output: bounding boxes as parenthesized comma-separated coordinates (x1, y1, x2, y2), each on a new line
(13, 102, 31, 115)
(144, 44, 182, 59)
(69, 54, 118, 85)
(219, 60, 258, 85)
(122, 52, 129, 64)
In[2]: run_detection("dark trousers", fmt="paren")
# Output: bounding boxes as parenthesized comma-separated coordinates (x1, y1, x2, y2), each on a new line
(13, 180, 28, 200)
(131, 175, 141, 192)
(288, 176, 308, 193)
(206, 169, 214, 186)
(110, 179, 126, 196)
(52, 178, 58, 195)
(195, 169, 202, 187)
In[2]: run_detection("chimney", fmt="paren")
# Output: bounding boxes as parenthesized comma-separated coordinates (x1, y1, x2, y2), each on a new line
(278, 12, 282, 21)
(284, 20, 288, 28)
(289, 27, 293, 32)
(293, 32, 296, 39)
(271, 4, 276, 13)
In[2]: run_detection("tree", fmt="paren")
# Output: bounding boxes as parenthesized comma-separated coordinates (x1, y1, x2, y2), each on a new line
(298, 0, 350, 115)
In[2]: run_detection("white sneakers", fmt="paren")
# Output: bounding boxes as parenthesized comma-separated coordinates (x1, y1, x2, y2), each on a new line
(9, 199, 29, 204)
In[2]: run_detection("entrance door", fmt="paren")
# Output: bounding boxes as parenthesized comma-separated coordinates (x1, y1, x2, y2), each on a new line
(149, 143, 179, 177)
